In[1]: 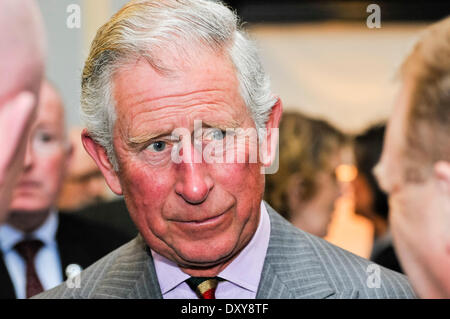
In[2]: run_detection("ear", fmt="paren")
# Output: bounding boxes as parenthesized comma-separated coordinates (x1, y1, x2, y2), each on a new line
(434, 161, 450, 194)
(260, 97, 283, 171)
(81, 129, 123, 195)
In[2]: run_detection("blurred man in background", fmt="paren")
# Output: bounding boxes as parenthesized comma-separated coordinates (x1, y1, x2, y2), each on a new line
(0, 0, 45, 223)
(265, 112, 347, 237)
(375, 17, 450, 298)
(354, 125, 402, 273)
(58, 126, 111, 211)
(57, 126, 137, 238)
(0, 81, 130, 299)
(57, 127, 137, 238)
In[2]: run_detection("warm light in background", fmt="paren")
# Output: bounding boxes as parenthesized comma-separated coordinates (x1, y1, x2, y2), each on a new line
(325, 164, 373, 259)
(336, 164, 358, 183)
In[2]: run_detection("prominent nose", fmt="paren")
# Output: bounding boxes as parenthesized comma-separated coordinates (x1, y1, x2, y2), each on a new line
(174, 142, 214, 205)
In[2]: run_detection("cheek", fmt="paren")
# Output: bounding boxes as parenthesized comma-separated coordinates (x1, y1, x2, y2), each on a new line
(119, 161, 175, 234)
(40, 154, 67, 193)
(121, 163, 172, 210)
(212, 162, 264, 227)
(389, 189, 428, 250)
(213, 162, 263, 198)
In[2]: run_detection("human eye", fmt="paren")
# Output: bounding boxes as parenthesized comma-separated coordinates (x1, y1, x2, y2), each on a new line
(39, 131, 54, 142)
(33, 130, 59, 146)
(203, 128, 226, 141)
(146, 141, 167, 152)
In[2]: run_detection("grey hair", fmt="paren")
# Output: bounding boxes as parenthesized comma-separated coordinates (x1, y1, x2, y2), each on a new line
(81, 0, 277, 170)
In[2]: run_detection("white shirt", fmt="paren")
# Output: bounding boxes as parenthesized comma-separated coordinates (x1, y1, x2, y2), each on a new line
(151, 201, 271, 299)
(0, 211, 63, 299)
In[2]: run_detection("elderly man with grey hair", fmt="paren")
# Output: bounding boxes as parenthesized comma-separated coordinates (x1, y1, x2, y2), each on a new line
(36, 0, 414, 299)
(0, 0, 46, 223)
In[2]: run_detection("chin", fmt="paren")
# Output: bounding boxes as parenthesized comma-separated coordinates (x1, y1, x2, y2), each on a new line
(174, 239, 238, 267)
(9, 201, 51, 213)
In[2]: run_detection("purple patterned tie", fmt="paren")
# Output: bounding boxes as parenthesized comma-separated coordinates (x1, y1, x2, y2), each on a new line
(14, 239, 44, 298)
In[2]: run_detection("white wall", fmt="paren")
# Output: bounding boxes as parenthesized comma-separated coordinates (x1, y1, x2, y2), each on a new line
(37, 0, 83, 127)
(250, 22, 427, 134)
(37, 1, 428, 134)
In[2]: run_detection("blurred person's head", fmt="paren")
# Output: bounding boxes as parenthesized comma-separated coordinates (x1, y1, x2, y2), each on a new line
(80, 0, 282, 277)
(57, 127, 110, 211)
(353, 125, 389, 237)
(265, 112, 347, 237)
(0, 0, 46, 222)
(7, 81, 72, 233)
(0, 0, 45, 102)
(375, 17, 450, 298)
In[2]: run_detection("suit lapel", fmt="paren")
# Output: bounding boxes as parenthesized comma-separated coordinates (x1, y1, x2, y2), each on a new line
(257, 202, 336, 299)
(93, 235, 162, 299)
(0, 252, 17, 298)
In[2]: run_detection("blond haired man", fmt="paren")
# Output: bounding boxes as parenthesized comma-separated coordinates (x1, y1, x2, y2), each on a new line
(375, 17, 450, 298)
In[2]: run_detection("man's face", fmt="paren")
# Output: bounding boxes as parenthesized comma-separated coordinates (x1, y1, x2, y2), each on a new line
(375, 82, 450, 297)
(9, 83, 70, 213)
(58, 128, 109, 210)
(106, 53, 272, 272)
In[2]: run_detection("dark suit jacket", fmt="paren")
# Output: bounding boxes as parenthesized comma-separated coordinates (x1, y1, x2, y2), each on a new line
(0, 213, 132, 299)
(372, 244, 403, 274)
(73, 199, 138, 239)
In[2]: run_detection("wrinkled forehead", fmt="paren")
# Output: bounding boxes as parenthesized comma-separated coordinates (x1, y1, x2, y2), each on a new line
(111, 53, 248, 131)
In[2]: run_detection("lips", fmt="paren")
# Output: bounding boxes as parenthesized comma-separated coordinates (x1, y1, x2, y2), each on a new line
(13, 180, 41, 196)
(184, 211, 227, 224)
(169, 205, 232, 225)
(16, 180, 41, 189)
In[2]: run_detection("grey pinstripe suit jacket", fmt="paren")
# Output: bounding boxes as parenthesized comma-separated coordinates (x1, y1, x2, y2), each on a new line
(35, 202, 416, 299)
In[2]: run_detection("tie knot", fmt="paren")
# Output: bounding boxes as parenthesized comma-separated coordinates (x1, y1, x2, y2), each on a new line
(186, 277, 221, 299)
(14, 239, 44, 261)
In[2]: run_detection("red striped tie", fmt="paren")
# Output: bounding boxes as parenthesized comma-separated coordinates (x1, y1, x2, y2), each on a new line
(186, 277, 221, 299)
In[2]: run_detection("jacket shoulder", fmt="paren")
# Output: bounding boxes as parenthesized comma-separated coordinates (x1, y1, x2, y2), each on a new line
(264, 203, 416, 299)
(303, 229, 414, 298)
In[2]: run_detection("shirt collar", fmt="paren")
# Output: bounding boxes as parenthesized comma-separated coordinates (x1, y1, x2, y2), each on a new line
(0, 210, 59, 252)
(218, 201, 270, 292)
(150, 250, 190, 295)
(151, 201, 271, 294)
